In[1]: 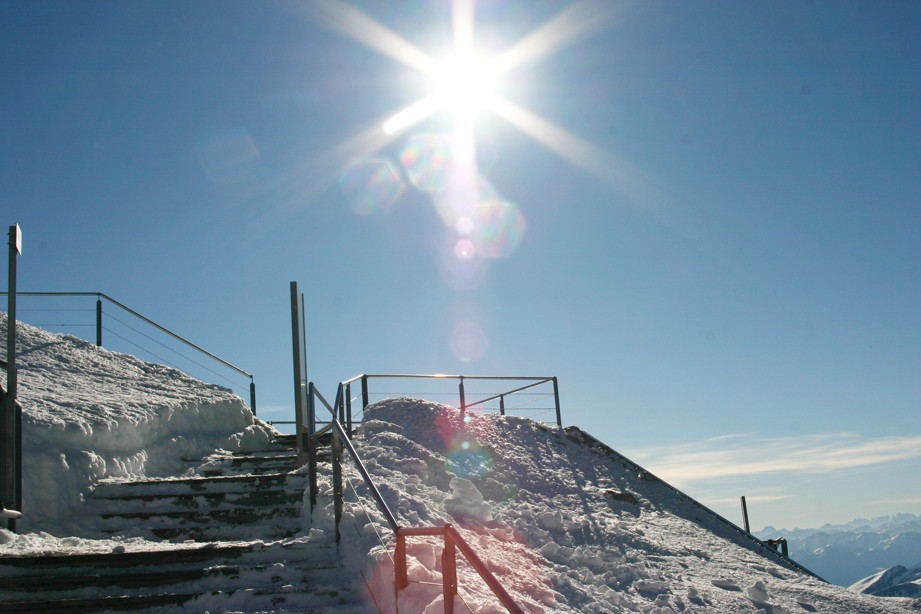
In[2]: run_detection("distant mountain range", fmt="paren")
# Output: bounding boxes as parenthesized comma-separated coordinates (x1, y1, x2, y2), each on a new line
(756, 513, 921, 587)
(849, 563, 921, 597)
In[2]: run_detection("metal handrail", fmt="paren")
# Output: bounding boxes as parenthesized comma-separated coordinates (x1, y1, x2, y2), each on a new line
(1, 291, 256, 412)
(333, 373, 561, 435)
(308, 382, 524, 613)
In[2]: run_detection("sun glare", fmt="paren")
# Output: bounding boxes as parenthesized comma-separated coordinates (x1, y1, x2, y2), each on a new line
(431, 51, 499, 119)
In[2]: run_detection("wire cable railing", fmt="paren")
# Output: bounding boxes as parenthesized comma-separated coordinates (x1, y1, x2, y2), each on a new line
(0, 292, 256, 413)
(334, 374, 561, 437)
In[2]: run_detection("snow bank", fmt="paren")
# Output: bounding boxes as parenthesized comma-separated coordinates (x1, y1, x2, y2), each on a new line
(1, 315, 274, 534)
(317, 398, 920, 613)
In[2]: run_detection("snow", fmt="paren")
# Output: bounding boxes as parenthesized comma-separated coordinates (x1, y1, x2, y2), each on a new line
(1, 314, 275, 535)
(757, 514, 921, 587)
(3, 315, 920, 613)
(849, 564, 921, 598)
(316, 398, 921, 613)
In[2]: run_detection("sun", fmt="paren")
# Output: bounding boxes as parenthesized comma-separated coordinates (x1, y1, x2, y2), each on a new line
(430, 50, 499, 120)
(305, 0, 636, 193)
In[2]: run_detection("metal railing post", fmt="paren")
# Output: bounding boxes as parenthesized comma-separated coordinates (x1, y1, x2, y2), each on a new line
(345, 382, 352, 436)
(361, 375, 369, 409)
(249, 380, 257, 416)
(307, 430, 318, 513)
(3, 224, 22, 532)
(740, 496, 751, 533)
(458, 376, 466, 421)
(442, 525, 457, 614)
(332, 428, 343, 547)
(499, 395, 505, 416)
(95, 297, 102, 347)
(552, 376, 561, 426)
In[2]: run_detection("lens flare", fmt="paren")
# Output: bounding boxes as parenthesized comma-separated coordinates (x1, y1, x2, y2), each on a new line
(400, 134, 454, 192)
(471, 199, 526, 258)
(338, 158, 405, 215)
(454, 238, 476, 260)
(434, 174, 500, 231)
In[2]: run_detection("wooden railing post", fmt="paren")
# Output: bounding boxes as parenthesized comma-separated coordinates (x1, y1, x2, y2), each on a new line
(442, 525, 457, 614)
(395, 531, 408, 590)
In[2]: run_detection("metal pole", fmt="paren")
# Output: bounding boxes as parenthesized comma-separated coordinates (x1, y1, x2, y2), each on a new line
(6, 225, 19, 406)
(499, 395, 505, 416)
(345, 382, 352, 436)
(249, 380, 257, 416)
(4, 224, 22, 532)
(361, 375, 369, 409)
(458, 376, 466, 421)
(290, 282, 308, 457)
(95, 297, 102, 346)
(332, 429, 342, 547)
(740, 496, 751, 533)
(552, 377, 561, 426)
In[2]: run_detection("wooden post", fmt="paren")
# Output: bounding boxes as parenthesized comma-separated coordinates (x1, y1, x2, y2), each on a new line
(442, 526, 457, 614)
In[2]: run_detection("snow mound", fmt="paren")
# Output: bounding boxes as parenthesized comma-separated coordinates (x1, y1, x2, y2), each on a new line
(2, 315, 274, 534)
(322, 398, 919, 613)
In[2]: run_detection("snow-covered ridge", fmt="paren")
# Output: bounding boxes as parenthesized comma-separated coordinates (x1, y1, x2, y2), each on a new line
(1, 315, 274, 534)
(321, 398, 919, 613)
(850, 563, 921, 598)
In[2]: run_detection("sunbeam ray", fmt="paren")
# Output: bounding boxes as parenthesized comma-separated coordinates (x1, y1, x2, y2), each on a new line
(301, 0, 437, 74)
(493, 0, 627, 74)
(490, 96, 662, 205)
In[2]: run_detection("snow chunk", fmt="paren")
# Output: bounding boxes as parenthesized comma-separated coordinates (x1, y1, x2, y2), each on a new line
(445, 477, 492, 523)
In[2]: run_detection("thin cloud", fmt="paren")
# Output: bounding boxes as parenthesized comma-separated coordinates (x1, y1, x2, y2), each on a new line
(706, 494, 792, 506)
(627, 433, 921, 485)
(873, 497, 921, 506)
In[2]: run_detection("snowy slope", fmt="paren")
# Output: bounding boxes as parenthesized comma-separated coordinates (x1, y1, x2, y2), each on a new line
(757, 514, 921, 587)
(1, 314, 275, 534)
(850, 563, 921, 598)
(319, 398, 921, 613)
(3, 316, 920, 613)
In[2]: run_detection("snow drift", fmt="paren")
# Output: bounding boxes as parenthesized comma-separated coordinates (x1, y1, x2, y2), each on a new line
(317, 398, 921, 613)
(1, 314, 275, 534)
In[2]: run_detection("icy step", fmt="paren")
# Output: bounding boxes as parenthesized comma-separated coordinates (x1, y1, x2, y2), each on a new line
(91, 509, 304, 542)
(91, 471, 306, 497)
(0, 538, 369, 613)
(187, 450, 305, 477)
(84, 486, 302, 515)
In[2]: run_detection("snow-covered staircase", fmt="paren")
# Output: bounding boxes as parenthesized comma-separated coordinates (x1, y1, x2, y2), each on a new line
(0, 435, 372, 613)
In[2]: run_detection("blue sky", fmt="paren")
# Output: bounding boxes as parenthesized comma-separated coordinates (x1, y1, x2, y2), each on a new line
(2, 1, 919, 532)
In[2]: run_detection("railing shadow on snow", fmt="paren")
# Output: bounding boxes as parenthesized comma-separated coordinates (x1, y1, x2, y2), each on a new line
(305, 380, 526, 614)
(0, 292, 256, 413)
